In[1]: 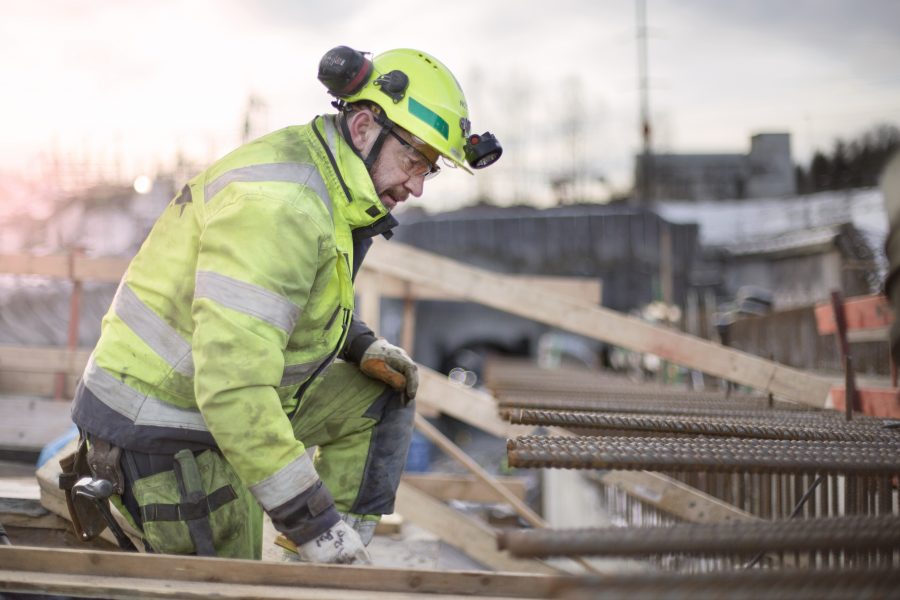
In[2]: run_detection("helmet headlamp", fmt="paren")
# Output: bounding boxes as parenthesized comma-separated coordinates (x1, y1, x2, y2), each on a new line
(464, 132, 503, 169)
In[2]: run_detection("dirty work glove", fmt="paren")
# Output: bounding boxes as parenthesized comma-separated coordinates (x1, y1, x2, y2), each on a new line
(360, 338, 418, 402)
(294, 519, 371, 565)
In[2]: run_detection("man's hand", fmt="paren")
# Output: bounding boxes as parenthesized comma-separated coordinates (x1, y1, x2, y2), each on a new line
(360, 338, 418, 402)
(290, 520, 371, 565)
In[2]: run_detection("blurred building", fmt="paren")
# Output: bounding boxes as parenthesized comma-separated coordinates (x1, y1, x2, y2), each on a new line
(636, 133, 795, 201)
(389, 204, 700, 373)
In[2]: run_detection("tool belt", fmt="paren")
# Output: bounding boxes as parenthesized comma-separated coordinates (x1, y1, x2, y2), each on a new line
(60, 436, 240, 556)
(58, 435, 137, 551)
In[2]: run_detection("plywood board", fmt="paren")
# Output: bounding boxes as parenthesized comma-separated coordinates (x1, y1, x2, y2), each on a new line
(402, 473, 527, 503)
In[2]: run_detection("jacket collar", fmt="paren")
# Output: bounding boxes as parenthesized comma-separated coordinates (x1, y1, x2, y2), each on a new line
(311, 114, 395, 234)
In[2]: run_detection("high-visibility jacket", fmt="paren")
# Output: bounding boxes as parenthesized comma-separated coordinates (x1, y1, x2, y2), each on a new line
(73, 114, 394, 516)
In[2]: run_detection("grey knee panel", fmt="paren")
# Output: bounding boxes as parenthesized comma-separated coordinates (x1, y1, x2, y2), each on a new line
(351, 389, 415, 516)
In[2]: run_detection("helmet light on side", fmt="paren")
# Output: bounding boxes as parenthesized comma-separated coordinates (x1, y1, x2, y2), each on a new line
(464, 132, 502, 169)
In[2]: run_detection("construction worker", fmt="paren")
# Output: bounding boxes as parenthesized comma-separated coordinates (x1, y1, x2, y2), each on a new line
(64, 46, 501, 563)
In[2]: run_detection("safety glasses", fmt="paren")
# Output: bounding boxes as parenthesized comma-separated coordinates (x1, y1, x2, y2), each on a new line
(386, 127, 441, 180)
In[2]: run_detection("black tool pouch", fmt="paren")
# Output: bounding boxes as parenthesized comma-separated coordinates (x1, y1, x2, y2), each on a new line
(58, 436, 105, 541)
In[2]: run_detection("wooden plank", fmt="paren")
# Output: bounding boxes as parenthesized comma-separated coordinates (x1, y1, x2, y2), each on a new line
(847, 326, 889, 343)
(0, 497, 70, 529)
(394, 482, 558, 575)
(357, 287, 381, 336)
(0, 345, 91, 375)
(0, 396, 74, 452)
(815, 293, 893, 335)
(0, 371, 79, 398)
(402, 473, 527, 503)
(414, 414, 544, 529)
(417, 367, 531, 439)
(0, 253, 127, 282)
(364, 241, 832, 408)
(0, 254, 69, 278)
(593, 470, 758, 525)
(72, 255, 129, 282)
(356, 270, 601, 305)
(0, 546, 560, 598)
(0, 570, 479, 600)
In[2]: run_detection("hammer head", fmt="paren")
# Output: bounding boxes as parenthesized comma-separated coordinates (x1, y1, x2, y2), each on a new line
(73, 476, 114, 501)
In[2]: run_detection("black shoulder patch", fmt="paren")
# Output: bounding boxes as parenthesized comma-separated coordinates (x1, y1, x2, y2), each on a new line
(174, 185, 193, 216)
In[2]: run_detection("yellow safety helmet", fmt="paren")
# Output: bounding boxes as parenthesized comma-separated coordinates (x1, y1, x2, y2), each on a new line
(318, 46, 501, 172)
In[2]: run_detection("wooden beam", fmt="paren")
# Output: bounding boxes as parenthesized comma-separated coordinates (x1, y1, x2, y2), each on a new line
(0, 396, 74, 454)
(356, 270, 601, 305)
(414, 414, 544, 529)
(402, 473, 527, 503)
(0, 254, 70, 278)
(0, 345, 91, 375)
(0, 546, 561, 598)
(0, 253, 127, 282)
(416, 366, 531, 439)
(592, 470, 757, 525)
(394, 482, 558, 575)
(364, 241, 832, 408)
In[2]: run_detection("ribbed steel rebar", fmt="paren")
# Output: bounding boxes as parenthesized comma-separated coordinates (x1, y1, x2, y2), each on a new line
(505, 408, 897, 442)
(497, 395, 880, 423)
(506, 435, 900, 474)
(551, 569, 900, 600)
(496, 389, 802, 410)
(497, 515, 900, 558)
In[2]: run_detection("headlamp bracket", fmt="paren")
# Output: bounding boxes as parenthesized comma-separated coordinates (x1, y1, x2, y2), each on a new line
(374, 70, 409, 103)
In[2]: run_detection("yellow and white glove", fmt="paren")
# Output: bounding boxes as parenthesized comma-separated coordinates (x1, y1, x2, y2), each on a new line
(359, 338, 418, 402)
(291, 520, 371, 565)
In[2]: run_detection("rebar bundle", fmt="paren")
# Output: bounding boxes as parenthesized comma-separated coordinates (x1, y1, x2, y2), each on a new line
(552, 569, 900, 600)
(505, 408, 896, 442)
(495, 394, 833, 419)
(497, 514, 900, 558)
(506, 435, 900, 474)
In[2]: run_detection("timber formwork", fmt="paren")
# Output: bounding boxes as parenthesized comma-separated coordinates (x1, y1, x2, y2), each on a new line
(485, 358, 900, 577)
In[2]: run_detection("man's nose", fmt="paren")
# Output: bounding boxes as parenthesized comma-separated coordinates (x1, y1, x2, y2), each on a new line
(404, 173, 425, 198)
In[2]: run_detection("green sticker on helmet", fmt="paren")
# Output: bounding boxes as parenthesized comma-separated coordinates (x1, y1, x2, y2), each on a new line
(408, 97, 449, 140)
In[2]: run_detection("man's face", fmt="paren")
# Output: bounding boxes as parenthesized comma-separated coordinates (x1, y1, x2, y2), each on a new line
(369, 126, 440, 211)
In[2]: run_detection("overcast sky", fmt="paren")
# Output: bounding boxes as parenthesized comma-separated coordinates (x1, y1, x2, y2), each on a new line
(2, 0, 899, 212)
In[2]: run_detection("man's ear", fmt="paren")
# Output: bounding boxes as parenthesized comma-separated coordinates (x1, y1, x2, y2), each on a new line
(346, 109, 377, 155)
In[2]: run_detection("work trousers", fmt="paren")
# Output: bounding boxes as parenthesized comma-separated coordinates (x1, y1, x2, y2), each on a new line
(115, 360, 414, 558)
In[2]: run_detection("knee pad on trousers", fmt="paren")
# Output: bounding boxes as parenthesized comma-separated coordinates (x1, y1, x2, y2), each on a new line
(351, 389, 415, 516)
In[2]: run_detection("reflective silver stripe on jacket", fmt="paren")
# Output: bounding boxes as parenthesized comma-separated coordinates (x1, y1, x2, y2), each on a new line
(114, 279, 321, 387)
(204, 162, 332, 216)
(249, 452, 319, 511)
(323, 116, 339, 153)
(195, 271, 300, 334)
(113, 282, 195, 377)
(82, 357, 209, 431)
(280, 358, 326, 387)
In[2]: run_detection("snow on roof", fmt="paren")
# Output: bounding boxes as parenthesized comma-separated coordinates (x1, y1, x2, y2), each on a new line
(717, 225, 841, 257)
(653, 188, 887, 248)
